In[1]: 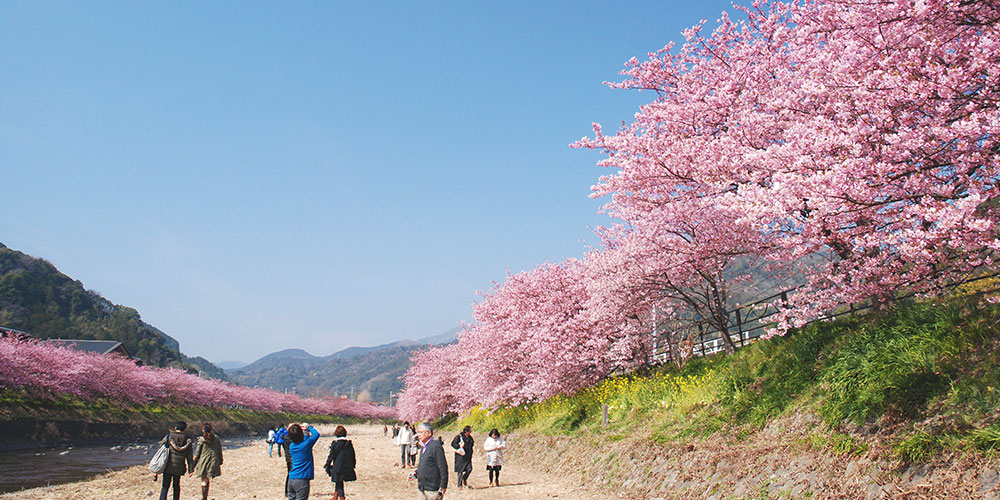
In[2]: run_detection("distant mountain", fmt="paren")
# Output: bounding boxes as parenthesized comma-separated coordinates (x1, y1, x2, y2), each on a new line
(227, 328, 461, 403)
(326, 339, 418, 360)
(0, 243, 227, 380)
(216, 360, 247, 371)
(415, 325, 461, 345)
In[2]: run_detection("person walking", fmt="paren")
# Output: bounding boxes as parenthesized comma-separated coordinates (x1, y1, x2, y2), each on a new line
(191, 423, 223, 500)
(286, 422, 320, 500)
(158, 421, 194, 500)
(482, 429, 506, 487)
(450, 425, 474, 489)
(323, 425, 357, 500)
(267, 426, 277, 457)
(408, 428, 418, 467)
(279, 423, 294, 494)
(397, 422, 413, 468)
(411, 422, 447, 500)
(276, 424, 288, 458)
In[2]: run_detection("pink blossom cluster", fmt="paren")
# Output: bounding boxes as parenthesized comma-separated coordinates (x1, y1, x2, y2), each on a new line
(0, 336, 396, 420)
(399, 0, 999, 420)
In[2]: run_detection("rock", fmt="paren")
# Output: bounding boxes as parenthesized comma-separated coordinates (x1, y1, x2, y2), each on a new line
(865, 484, 887, 500)
(981, 468, 1000, 492)
(846, 459, 860, 477)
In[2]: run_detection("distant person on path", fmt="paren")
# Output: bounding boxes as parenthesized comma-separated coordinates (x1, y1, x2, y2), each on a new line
(323, 425, 357, 500)
(408, 428, 419, 467)
(191, 423, 223, 500)
(397, 422, 413, 468)
(392, 424, 399, 439)
(287, 422, 320, 500)
(450, 425, 474, 489)
(158, 421, 194, 500)
(410, 422, 447, 500)
(383, 424, 388, 437)
(267, 426, 277, 457)
(276, 424, 288, 458)
(483, 429, 506, 487)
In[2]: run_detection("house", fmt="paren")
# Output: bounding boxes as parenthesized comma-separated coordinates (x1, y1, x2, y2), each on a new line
(45, 339, 134, 359)
(0, 326, 31, 341)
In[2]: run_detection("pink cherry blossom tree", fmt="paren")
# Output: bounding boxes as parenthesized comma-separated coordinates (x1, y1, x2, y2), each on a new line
(577, 0, 1000, 331)
(399, 0, 999, 419)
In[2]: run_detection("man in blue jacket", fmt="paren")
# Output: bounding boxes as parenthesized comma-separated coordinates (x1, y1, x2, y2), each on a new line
(286, 423, 320, 500)
(411, 422, 448, 499)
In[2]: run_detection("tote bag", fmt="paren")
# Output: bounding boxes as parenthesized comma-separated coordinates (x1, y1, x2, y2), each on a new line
(148, 444, 169, 474)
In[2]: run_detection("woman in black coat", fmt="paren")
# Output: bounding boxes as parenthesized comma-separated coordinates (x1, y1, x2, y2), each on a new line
(450, 425, 474, 489)
(323, 425, 357, 500)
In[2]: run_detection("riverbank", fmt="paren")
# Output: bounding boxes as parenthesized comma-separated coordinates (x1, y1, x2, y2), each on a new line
(0, 424, 620, 500)
(0, 391, 366, 450)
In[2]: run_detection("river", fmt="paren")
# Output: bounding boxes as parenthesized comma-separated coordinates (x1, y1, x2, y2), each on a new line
(0, 437, 259, 493)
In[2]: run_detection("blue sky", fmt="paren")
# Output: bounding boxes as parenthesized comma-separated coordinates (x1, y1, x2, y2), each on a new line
(1, 1, 741, 363)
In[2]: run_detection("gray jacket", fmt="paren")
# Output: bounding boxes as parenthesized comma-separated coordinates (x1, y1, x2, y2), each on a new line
(416, 437, 448, 492)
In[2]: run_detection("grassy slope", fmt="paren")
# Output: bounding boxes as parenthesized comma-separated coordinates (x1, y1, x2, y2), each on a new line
(454, 295, 1000, 464)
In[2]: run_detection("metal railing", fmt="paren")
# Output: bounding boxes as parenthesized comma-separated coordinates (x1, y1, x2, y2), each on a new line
(650, 272, 1000, 363)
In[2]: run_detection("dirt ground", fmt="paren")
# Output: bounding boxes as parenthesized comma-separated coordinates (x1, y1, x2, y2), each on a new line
(0, 424, 617, 500)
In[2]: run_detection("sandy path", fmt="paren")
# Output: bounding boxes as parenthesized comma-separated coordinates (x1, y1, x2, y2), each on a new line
(1, 424, 614, 500)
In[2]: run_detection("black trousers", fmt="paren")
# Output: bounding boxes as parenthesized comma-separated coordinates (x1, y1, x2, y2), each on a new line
(455, 463, 472, 487)
(159, 473, 181, 500)
(488, 465, 502, 483)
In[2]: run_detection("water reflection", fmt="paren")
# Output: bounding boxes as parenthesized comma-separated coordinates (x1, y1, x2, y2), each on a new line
(0, 437, 255, 493)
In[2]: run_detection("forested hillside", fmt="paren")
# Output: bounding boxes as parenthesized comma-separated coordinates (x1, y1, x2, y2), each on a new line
(0, 243, 225, 378)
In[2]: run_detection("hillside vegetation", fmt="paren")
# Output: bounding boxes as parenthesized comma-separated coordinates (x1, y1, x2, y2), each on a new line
(0, 243, 223, 377)
(456, 296, 1000, 464)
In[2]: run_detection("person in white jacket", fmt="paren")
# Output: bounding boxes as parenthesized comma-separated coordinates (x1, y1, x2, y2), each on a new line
(396, 422, 414, 468)
(483, 429, 506, 487)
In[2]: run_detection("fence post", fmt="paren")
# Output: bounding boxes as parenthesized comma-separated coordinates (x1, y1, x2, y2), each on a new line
(698, 323, 706, 356)
(602, 404, 608, 427)
(735, 308, 744, 348)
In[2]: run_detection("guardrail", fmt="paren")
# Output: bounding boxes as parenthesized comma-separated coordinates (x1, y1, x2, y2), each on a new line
(650, 272, 1000, 363)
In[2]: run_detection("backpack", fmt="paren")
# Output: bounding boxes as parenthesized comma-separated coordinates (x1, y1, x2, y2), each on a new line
(148, 443, 169, 474)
